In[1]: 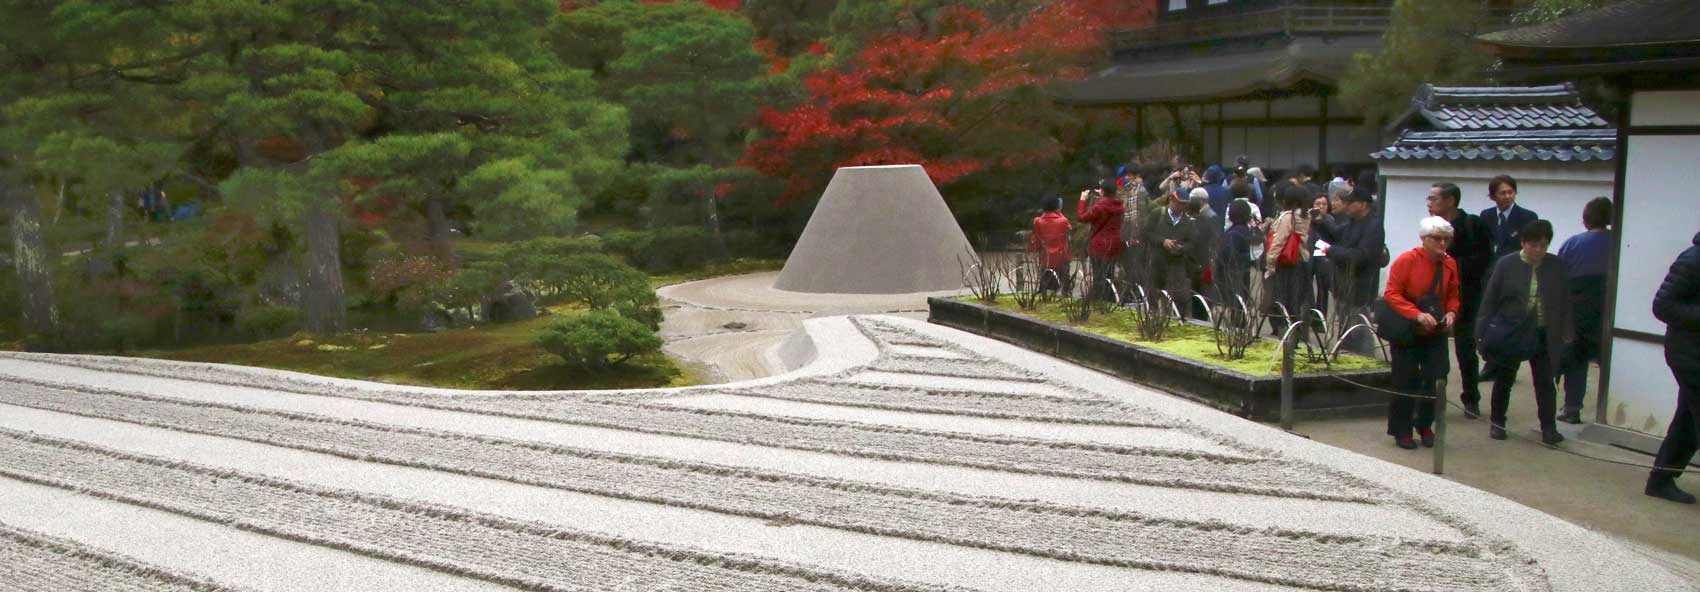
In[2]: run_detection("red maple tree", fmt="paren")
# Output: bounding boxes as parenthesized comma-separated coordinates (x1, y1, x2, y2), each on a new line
(741, 1, 1154, 202)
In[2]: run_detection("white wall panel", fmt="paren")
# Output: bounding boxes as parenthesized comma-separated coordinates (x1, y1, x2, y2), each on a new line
(1605, 339, 1681, 437)
(1616, 134, 1700, 335)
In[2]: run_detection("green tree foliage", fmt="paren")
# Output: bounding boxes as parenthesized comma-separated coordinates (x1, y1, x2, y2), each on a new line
(534, 309, 662, 367)
(1339, 0, 1498, 130)
(553, 253, 650, 310)
(1512, 0, 1609, 24)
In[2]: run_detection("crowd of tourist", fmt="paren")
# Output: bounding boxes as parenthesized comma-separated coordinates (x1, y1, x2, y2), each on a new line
(1028, 160, 1698, 505)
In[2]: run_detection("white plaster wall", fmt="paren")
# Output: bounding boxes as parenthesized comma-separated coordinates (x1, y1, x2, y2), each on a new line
(1631, 90, 1700, 126)
(1614, 134, 1700, 335)
(1605, 339, 1680, 438)
(1601, 125, 1700, 439)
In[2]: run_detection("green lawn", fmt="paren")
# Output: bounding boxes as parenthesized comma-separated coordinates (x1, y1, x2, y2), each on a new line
(648, 258, 785, 288)
(139, 309, 693, 391)
(970, 298, 1386, 376)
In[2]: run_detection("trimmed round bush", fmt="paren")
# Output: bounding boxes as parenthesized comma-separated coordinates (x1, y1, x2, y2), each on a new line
(534, 310, 662, 368)
(235, 305, 304, 340)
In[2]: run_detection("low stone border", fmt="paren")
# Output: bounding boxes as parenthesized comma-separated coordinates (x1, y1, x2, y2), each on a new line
(928, 298, 1395, 421)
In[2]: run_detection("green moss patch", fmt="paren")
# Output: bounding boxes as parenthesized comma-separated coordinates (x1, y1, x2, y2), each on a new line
(968, 298, 1386, 376)
(138, 312, 693, 391)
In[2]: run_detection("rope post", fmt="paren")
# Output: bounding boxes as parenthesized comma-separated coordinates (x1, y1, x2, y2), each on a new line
(1280, 327, 1296, 431)
(1431, 376, 1447, 475)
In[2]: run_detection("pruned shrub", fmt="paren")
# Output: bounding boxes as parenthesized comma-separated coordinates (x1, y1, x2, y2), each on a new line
(534, 310, 662, 367)
(604, 225, 716, 272)
(235, 305, 303, 340)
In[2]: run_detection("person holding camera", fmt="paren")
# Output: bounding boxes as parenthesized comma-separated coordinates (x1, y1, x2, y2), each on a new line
(1143, 187, 1196, 312)
(1382, 216, 1462, 450)
(1078, 179, 1125, 302)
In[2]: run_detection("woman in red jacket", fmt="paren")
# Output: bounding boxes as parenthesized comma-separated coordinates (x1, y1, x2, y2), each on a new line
(1383, 216, 1462, 449)
(1028, 196, 1073, 294)
(1079, 179, 1125, 302)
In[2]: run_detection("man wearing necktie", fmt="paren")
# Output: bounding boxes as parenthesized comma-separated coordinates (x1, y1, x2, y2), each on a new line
(1479, 175, 1539, 382)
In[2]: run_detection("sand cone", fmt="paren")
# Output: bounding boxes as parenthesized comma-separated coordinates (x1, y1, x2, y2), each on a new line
(774, 165, 973, 294)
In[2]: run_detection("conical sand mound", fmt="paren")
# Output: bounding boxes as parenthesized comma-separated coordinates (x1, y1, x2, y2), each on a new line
(775, 165, 973, 294)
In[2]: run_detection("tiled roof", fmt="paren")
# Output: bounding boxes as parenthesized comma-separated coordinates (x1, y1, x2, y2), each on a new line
(1371, 129, 1616, 162)
(1405, 83, 1608, 131)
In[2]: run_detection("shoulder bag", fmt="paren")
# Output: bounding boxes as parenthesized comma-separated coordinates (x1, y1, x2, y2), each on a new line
(1375, 259, 1445, 347)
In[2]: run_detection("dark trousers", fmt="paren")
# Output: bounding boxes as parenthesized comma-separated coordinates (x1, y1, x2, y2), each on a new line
(1559, 335, 1599, 413)
(1040, 263, 1070, 295)
(1490, 328, 1558, 430)
(1148, 257, 1190, 313)
(1454, 318, 1483, 403)
(1650, 358, 1699, 485)
(1388, 336, 1448, 437)
(1088, 256, 1116, 302)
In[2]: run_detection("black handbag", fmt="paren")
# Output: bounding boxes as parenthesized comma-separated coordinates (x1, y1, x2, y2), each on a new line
(1480, 312, 1540, 362)
(1375, 261, 1446, 347)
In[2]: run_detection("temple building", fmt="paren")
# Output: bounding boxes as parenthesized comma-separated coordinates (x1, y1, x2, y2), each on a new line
(1066, 0, 1507, 177)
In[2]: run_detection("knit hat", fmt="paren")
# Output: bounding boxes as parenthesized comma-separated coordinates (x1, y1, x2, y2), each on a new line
(1188, 187, 1210, 201)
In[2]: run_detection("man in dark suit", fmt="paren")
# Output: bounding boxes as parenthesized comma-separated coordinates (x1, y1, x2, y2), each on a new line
(1478, 174, 1539, 382)
(1480, 175, 1540, 258)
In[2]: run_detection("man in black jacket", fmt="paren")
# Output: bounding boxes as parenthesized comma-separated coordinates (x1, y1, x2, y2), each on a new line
(1647, 230, 1700, 504)
(1429, 182, 1494, 417)
(1310, 188, 1384, 354)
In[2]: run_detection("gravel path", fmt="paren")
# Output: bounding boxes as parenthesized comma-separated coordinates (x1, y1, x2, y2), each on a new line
(0, 314, 1680, 591)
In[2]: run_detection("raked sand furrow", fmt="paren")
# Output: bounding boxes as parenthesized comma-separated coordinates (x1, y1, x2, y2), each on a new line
(842, 370, 1085, 397)
(657, 392, 1245, 455)
(0, 381, 1519, 591)
(0, 370, 1364, 502)
(863, 357, 1049, 382)
(0, 430, 979, 592)
(882, 345, 973, 359)
(734, 380, 1170, 426)
(0, 523, 248, 592)
(0, 365, 1446, 538)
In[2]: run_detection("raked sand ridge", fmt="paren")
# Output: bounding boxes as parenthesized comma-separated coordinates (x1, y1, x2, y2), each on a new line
(0, 315, 1687, 591)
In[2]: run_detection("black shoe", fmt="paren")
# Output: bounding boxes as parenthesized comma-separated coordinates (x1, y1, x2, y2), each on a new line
(1557, 410, 1583, 425)
(1462, 400, 1481, 419)
(1417, 428, 1435, 448)
(1541, 428, 1565, 446)
(1645, 480, 1698, 504)
(1489, 425, 1507, 440)
(1394, 436, 1418, 450)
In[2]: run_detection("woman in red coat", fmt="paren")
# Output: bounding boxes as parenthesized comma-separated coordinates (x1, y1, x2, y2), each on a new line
(1028, 196, 1073, 294)
(1383, 216, 1462, 449)
(1079, 179, 1125, 302)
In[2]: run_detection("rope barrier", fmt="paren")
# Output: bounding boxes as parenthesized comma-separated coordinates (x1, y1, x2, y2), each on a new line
(1324, 373, 1689, 475)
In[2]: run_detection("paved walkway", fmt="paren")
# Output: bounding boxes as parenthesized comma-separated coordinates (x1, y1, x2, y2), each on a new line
(0, 315, 1687, 591)
(1294, 363, 1700, 578)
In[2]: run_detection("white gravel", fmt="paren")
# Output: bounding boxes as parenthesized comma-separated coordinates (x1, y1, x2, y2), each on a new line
(0, 313, 1686, 591)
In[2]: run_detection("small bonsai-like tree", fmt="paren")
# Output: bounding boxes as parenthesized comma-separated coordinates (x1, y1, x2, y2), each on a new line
(534, 310, 662, 368)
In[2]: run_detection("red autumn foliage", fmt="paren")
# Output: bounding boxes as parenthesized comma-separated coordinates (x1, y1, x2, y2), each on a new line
(742, 1, 1154, 203)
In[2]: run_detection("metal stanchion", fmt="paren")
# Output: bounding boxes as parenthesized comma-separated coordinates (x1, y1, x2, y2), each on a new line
(1431, 376, 1447, 475)
(1280, 328, 1295, 431)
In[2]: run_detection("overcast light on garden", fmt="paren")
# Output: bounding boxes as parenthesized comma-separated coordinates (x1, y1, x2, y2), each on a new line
(1, 0, 1698, 590)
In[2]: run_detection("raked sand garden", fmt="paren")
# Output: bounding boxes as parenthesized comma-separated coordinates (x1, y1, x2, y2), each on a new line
(0, 314, 1687, 591)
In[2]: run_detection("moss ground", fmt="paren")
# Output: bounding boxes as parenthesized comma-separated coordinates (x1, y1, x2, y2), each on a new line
(137, 307, 692, 391)
(970, 298, 1386, 376)
(648, 258, 785, 288)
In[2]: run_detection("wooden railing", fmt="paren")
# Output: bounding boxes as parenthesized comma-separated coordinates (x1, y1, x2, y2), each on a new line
(1109, 2, 1508, 52)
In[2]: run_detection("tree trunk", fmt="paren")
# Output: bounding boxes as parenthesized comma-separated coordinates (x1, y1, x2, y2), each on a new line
(5, 176, 60, 343)
(703, 195, 728, 259)
(424, 193, 453, 260)
(302, 195, 347, 334)
(91, 189, 127, 277)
